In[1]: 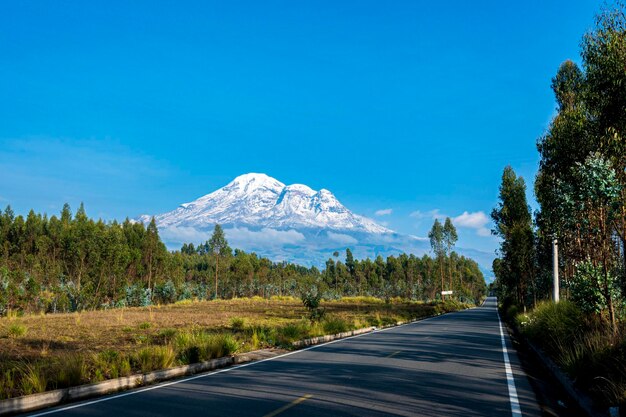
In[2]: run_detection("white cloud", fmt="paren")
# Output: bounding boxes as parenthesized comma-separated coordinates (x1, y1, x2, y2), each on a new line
(326, 231, 358, 245)
(452, 211, 491, 237)
(453, 211, 489, 229)
(160, 226, 212, 245)
(159, 226, 306, 247)
(410, 209, 444, 220)
(375, 208, 393, 216)
(226, 227, 306, 246)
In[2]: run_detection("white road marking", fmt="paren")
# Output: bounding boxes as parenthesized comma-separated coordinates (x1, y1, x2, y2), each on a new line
(28, 315, 442, 416)
(497, 311, 523, 417)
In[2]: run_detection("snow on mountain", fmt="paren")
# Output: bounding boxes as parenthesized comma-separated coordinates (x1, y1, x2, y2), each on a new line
(139, 173, 391, 234)
(138, 173, 494, 278)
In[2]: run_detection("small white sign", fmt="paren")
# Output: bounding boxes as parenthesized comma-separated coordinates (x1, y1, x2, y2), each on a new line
(441, 290, 453, 295)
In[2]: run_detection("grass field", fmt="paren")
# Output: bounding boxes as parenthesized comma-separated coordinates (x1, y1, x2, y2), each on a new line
(0, 296, 468, 399)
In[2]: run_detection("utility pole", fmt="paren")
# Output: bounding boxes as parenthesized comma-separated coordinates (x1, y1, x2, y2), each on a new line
(553, 238, 559, 302)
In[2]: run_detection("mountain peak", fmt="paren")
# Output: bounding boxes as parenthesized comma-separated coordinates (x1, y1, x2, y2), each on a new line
(140, 174, 392, 234)
(225, 173, 285, 192)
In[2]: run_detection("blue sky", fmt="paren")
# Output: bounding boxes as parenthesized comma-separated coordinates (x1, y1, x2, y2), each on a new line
(0, 0, 602, 256)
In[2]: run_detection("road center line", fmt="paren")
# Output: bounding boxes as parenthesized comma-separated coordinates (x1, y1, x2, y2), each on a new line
(386, 350, 401, 358)
(262, 394, 312, 417)
(497, 311, 522, 417)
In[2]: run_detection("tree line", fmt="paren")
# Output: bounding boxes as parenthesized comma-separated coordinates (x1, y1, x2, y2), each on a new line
(0, 203, 486, 315)
(492, 4, 626, 328)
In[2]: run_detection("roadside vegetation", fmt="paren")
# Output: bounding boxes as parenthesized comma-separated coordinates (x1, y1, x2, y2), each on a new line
(0, 296, 469, 399)
(492, 3, 626, 410)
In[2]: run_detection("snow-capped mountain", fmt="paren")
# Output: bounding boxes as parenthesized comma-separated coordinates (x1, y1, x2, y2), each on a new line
(138, 173, 494, 281)
(139, 173, 390, 234)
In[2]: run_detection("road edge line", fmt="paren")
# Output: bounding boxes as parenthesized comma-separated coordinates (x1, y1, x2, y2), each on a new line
(497, 311, 523, 417)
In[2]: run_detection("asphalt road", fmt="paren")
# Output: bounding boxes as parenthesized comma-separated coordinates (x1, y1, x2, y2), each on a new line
(30, 297, 540, 416)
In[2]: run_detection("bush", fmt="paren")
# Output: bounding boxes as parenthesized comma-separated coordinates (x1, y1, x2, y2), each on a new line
(154, 280, 177, 305)
(301, 286, 325, 321)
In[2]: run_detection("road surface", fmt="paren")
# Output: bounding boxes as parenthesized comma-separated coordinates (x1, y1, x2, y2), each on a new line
(29, 297, 539, 416)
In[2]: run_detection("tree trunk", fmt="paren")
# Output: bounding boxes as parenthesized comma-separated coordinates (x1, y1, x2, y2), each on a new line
(214, 255, 219, 300)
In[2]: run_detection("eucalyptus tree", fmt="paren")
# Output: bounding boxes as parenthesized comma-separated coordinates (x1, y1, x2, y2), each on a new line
(208, 224, 230, 299)
(429, 219, 446, 298)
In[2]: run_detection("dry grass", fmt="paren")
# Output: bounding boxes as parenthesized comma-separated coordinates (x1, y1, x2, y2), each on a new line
(0, 298, 464, 399)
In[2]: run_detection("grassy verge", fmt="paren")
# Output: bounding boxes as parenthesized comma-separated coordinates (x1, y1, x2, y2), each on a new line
(509, 301, 626, 409)
(0, 297, 469, 399)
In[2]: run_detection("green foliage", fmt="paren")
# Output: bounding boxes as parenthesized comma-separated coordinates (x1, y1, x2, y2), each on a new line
(491, 167, 535, 307)
(0, 203, 487, 315)
(571, 260, 622, 315)
(138, 321, 152, 330)
(300, 285, 325, 321)
(153, 280, 177, 304)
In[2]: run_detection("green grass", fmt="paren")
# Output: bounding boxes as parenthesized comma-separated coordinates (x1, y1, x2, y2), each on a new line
(230, 317, 245, 331)
(173, 331, 239, 364)
(6, 323, 27, 338)
(18, 364, 47, 395)
(516, 300, 625, 408)
(135, 346, 176, 373)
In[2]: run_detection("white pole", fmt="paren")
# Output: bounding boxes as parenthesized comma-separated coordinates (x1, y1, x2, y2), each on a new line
(553, 238, 559, 302)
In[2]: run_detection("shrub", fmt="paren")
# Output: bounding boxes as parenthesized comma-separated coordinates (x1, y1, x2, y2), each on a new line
(138, 322, 152, 330)
(153, 280, 177, 305)
(300, 286, 325, 321)
(135, 346, 175, 373)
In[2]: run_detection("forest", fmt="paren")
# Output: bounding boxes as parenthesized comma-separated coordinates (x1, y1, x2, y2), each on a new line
(0, 203, 486, 316)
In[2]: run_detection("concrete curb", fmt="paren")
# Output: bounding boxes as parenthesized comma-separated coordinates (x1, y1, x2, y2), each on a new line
(292, 326, 376, 347)
(0, 352, 269, 416)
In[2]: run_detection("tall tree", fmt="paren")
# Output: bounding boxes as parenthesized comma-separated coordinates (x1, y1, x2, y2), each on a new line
(428, 219, 445, 299)
(208, 224, 230, 299)
(443, 217, 458, 293)
(492, 167, 535, 307)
